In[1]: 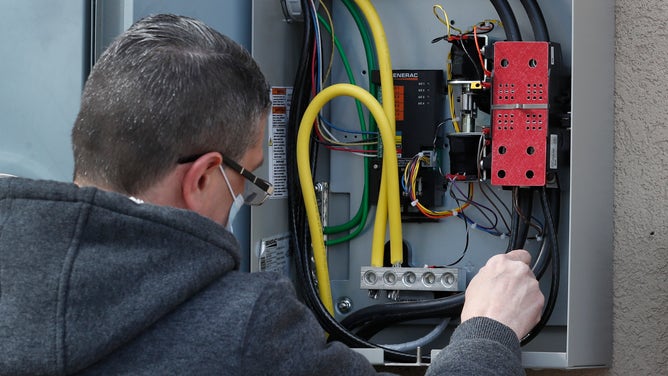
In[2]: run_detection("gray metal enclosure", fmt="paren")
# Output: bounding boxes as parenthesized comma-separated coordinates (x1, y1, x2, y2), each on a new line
(251, 0, 613, 369)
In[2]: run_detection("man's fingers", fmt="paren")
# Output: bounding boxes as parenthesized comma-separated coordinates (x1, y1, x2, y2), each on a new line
(505, 249, 532, 265)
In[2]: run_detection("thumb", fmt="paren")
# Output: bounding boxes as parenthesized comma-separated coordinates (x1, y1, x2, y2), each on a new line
(506, 249, 532, 266)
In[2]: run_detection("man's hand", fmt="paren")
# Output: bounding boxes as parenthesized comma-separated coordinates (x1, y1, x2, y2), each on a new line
(461, 249, 545, 339)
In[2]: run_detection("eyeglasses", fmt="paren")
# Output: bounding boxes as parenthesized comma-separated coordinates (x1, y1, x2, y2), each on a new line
(177, 153, 273, 206)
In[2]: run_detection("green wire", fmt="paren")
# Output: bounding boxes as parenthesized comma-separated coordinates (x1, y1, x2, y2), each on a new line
(324, 0, 384, 246)
(341, 0, 379, 132)
(317, 13, 368, 138)
(317, 12, 370, 244)
(315, 2, 384, 245)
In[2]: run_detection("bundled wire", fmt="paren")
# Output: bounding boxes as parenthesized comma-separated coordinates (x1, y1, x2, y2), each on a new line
(433, 16, 501, 129)
(315, 10, 378, 248)
(450, 180, 504, 237)
(401, 153, 470, 219)
(478, 180, 512, 234)
(289, 0, 320, 318)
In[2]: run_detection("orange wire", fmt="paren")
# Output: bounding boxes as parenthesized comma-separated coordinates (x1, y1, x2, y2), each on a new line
(473, 25, 492, 78)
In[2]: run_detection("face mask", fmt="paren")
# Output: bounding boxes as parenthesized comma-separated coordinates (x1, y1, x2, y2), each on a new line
(220, 165, 245, 233)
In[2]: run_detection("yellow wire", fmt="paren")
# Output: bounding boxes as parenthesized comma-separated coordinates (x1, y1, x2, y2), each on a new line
(446, 51, 461, 133)
(297, 84, 402, 315)
(353, 0, 403, 267)
(432, 4, 463, 37)
(319, 0, 335, 83)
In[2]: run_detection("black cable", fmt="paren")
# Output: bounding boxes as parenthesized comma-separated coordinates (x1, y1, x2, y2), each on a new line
(506, 187, 533, 252)
(513, 188, 534, 250)
(506, 188, 521, 252)
(518, 0, 550, 41)
(521, 187, 560, 345)
(488, 0, 522, 41)
(288, 0, 315, 303)
(342, 294, 465, 341)
(531, 185, 559, 280)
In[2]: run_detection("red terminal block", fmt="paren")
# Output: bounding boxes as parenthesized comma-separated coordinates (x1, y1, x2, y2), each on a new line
(491, 41, 557, 186)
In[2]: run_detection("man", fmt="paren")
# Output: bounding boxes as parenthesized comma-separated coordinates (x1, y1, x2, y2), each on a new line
(0, 14, 543, 375)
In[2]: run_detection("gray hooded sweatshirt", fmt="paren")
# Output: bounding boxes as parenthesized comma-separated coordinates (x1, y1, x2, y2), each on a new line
(0, 177, 524, 375)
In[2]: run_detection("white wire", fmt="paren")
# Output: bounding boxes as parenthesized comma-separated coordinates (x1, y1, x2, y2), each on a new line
(310, 0, 323, 93)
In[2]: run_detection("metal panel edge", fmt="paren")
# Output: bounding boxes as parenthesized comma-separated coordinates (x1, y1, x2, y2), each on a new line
(522, 351, 568, 369)
(567, 0, 615, 368)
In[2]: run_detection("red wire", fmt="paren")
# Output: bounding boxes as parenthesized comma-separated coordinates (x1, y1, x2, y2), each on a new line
(324, 145, 378, 154)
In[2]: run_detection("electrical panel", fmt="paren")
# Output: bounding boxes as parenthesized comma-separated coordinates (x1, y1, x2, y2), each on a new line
(251, 0, 613, 369)
(368, 69, 446, 220)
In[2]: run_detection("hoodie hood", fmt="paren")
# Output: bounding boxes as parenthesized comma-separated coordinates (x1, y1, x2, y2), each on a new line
(0, 177, 239, 375)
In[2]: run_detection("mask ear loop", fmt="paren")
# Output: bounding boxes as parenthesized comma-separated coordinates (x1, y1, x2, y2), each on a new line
(219, 165, 245, 233)
(219, 165, 238, 199)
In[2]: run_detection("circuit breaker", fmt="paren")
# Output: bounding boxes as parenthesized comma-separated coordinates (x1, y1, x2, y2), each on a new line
(251, 0, 613, 369)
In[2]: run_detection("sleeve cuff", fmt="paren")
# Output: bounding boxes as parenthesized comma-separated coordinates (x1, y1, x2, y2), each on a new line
(451, 317, 521, 359)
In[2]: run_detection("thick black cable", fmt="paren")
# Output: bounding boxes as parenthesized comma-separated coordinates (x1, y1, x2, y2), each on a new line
(514, 188, 534, 250)
(506, 187, 533, 252)
(489, 0, 522, 41)
(521, 187, 560, 345)
(531, 185, 559, 280)
(506, 189, 521, 252)
(341, 294, 465, 340)
(288, 0, 315, 303)
(518, 0, 550, 41)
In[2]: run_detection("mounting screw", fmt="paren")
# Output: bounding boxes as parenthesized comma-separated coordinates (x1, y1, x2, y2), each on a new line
(337, 297, 353, 313)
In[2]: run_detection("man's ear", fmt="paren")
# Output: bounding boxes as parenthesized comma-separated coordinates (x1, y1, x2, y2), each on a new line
(181, 152, 223, 215)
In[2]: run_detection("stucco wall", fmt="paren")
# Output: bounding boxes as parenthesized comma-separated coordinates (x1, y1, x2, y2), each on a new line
(527, 0, 668, 374)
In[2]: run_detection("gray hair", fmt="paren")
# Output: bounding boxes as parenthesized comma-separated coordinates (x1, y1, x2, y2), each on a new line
(72, 14, 270, 194)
